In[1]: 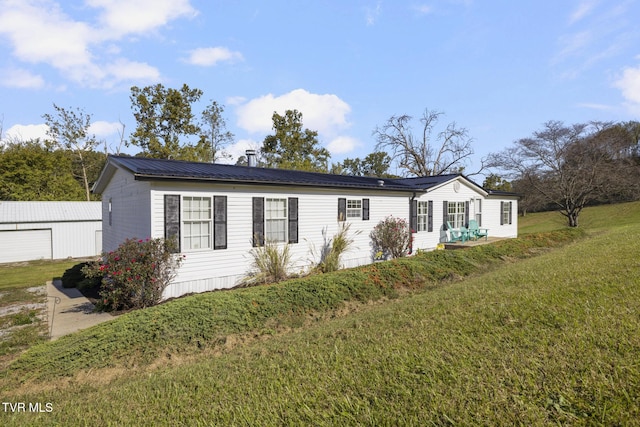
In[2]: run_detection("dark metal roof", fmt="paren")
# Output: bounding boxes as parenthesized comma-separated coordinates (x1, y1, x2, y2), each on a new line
(393, 174, 463, 188)
(96, 156, 501, 196)
(107, 155, 414, 191)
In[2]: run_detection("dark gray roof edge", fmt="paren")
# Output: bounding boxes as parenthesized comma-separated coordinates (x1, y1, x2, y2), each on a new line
(487, 189, 522, 198)
(133, 174, 416, 192)
(102, 155, 514, 197)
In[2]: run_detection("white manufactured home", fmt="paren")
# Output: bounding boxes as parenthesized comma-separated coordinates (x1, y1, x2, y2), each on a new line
(93, 155, 519, 299)
(0, 201, 102, 263)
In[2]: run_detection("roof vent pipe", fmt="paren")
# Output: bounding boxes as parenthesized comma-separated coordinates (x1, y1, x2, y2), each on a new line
(377, 180, 385, 187)
(246, 149, 257, 167)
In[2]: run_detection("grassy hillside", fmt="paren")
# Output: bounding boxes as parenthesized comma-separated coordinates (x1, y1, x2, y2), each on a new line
(1, 203, 639, 425)
(518, 200, 640, 234)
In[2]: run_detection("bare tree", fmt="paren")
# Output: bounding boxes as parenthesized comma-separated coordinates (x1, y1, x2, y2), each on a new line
(43, 104, 99, 201)
(374, 109, 478, 176)
(199, 100, 234, 163)
(490, 120, 637, 227)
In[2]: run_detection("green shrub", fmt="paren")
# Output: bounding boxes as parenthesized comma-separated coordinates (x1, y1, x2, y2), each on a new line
(245, 240, 292, 285)
(61, 262, 91, 288)
(315, 222, 360, 273)
(370, 216, 411, 259)
(83, 238, 182, 311)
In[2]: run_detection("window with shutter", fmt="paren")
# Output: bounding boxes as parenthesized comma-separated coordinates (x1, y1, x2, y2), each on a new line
(338, 198, 346, 222)
(362, 198, 370, 221)
(253, 197, 265, 247)
(182, 196, 212, 250)
(213, 196, 227, 250)
(410, 199, 418, 232)
(164, 195, 180, 253)
(265, 198, 287, 242)
(288, 197, 298, 244)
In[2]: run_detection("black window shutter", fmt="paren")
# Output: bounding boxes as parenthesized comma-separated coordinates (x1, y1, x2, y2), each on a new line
(508, 201, 513, 225)
(428, 200, 433, 232)
(410, 199, 418, 232)
(213, 196, 227, 250)
(252, 197, 264, 247)
(500, 202, 504, 225)
(443, 201, 448, 228)
(362, 198, 370, 221)
(338, 198, 346, 222)
(164, 195, 181, 253)
(465, 201, 470, 227)
(288, 197, 299, 244)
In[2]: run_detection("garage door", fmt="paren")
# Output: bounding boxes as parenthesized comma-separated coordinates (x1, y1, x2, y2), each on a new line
(0, 229, 52, 263)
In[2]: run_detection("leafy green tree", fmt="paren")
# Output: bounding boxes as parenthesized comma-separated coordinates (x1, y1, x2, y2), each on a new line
(43, 104, 101, 201)
(129, 84, 203, 160)
(482, 173, 512, 192)
(332, 151, 394, 177)
(0, 140, 85, 201)
(262, 110, 330, 172)
(199, 100, 234, 162)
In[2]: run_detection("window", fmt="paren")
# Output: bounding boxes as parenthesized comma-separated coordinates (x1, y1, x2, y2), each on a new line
(447, 202, 466, 229)
(474, 198, 482, 226)
(108, 198, 112, 226)
(253, 197, 298, 246)
(338, 198, 368, 221)
(346, 199, 362, 218)
(265, 198, 287, 242)
(183, 196, 211, 250)
(417, 201, 429, 231)
(501, 201, 512, 225)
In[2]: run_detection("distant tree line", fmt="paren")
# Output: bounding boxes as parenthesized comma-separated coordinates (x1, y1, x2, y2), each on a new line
(2, 82, 638, 229)
(487, 120, 640, 227)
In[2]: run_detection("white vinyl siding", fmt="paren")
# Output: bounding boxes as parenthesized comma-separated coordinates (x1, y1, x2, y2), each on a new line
(346, 199, 362, 218)
(265, 198, 287, 242)
(447, 201, 466, 228)
(183, 196, 211, 250)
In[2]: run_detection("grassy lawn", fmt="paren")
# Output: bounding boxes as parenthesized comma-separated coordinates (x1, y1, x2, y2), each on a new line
(0, 259, 78, 364)
(0, 203, 638, 425)
(0, 259, 79, 291)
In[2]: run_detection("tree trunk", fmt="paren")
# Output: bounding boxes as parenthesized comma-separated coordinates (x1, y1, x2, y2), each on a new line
(78, 151, 91, 201)
(568, 212, 579, 227)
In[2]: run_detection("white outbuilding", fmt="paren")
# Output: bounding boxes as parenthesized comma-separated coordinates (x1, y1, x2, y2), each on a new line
(0, 201, 102, 263)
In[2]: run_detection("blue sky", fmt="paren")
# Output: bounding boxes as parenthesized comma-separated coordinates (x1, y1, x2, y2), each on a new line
(1, 0, 639, 176)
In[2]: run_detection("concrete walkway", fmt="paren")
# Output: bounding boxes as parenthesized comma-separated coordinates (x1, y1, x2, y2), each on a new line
(46, 279, 113, 340)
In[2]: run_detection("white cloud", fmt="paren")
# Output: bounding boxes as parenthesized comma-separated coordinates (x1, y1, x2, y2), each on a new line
(223, 139, 261, 164)
(327, 136, 361, 154)
(614, 64, 640, 114)
(0, 67, 45, 89)
(87, 0, 197, 37)
(576, 102, 614, 111)
(365, 1, 382, 26)
(235, 88, 351, 136)
(569, 0, 598, 25)
(0, 0, 197, 88)
(411, 4, 432, 15)
(3, 123, 49, 142)
(89, 120, 124, 138)
(185, 47, 244, 67)
(103, 59, 162, 85)
(0, 1, 96, 69)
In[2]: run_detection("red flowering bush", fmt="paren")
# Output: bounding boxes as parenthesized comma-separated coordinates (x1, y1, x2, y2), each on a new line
(370, 216, 412, 259)
(83, 238, 182, 311)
